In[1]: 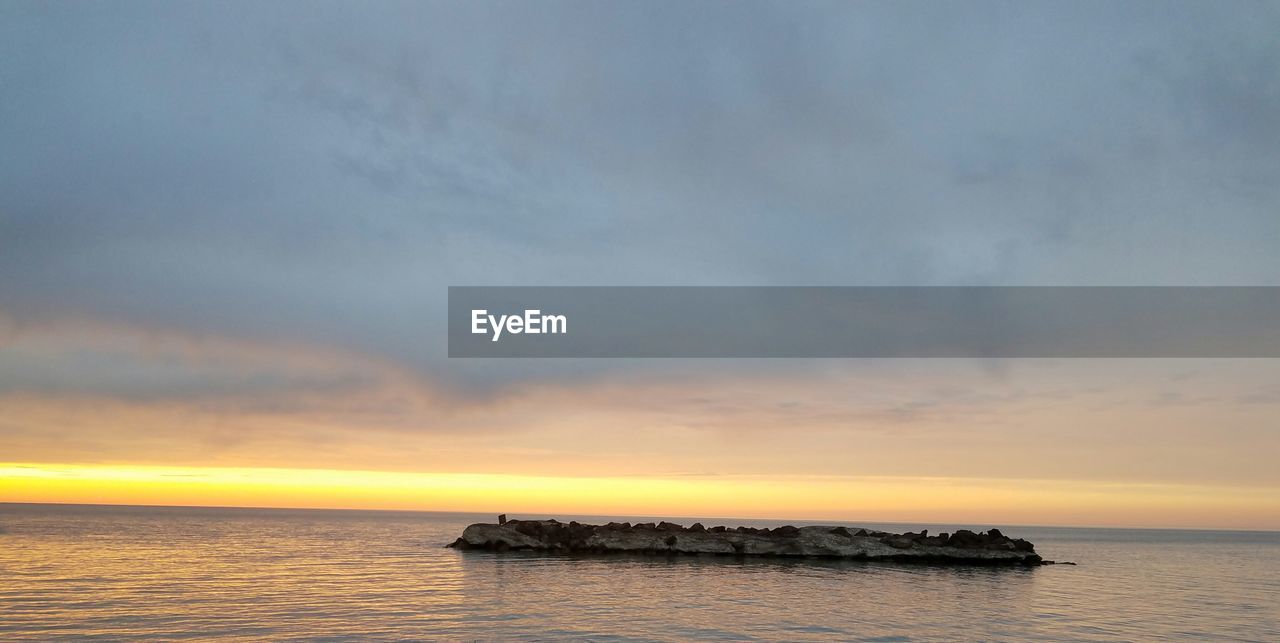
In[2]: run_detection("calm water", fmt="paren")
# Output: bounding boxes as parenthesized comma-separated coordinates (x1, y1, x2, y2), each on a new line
(1, 504, 1276, 641)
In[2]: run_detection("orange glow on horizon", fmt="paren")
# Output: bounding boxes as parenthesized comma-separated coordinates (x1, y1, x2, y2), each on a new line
(3, 463, 1276, 530)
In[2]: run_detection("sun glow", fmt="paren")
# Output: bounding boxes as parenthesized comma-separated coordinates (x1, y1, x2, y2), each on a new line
(4, 463, 1276, 529)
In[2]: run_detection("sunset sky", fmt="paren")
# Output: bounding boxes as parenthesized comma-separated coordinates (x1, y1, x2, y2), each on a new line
(2, 2, 1279, 529)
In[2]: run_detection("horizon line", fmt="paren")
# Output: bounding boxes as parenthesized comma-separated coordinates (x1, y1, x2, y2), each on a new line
(4, 500, 1277, 535)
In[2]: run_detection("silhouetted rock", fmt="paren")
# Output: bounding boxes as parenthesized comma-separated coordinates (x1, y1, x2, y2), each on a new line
(448, 520, 1045, 565)
(947, 529, 983, 548)
(880, 535, 916, 549)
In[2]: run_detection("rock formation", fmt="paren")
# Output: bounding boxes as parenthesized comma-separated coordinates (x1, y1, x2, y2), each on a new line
(448, 519, 1047, 566)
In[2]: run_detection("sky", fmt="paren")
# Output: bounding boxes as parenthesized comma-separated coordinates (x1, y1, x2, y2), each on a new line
(2, 1, 1279, 529)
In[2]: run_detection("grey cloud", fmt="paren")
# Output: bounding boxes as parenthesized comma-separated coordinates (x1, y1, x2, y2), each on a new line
(1, 1, 1279, 397)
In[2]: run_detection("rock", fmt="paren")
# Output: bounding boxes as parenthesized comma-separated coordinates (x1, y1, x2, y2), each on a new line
(987, 528, 1003, 539)
(498, 514, 507, 525)
(881, 535, 916, 549)
(947, 530, 983, 548)
(511, 521, 543, 538)
(449, 520, 1043, 565)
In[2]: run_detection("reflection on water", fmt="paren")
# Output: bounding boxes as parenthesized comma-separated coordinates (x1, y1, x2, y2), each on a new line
(1, 504, 1276, 640)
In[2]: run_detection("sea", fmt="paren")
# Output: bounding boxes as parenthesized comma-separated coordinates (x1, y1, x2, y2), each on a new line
(1, 503, 1276, 641)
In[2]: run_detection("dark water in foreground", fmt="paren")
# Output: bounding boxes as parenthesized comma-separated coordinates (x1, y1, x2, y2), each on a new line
(1, 504, 1276, 640)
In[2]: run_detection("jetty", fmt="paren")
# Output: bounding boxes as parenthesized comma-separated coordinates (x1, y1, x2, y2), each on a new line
(448, 518, 1050, 566)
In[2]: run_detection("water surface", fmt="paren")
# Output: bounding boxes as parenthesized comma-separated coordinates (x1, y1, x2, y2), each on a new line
(1, 504, 1276, 640)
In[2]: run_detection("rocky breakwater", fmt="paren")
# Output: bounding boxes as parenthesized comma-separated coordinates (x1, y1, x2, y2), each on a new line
(448, 519, 1049, 566)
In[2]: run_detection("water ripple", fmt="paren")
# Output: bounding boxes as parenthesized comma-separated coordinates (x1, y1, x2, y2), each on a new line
(1, 505, 1276, 640)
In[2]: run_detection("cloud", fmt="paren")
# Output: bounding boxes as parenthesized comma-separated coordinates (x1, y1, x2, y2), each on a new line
(1, 2, 1279, 509)
(3, 3, 1279, 374)
(2, 314, 1278, 491)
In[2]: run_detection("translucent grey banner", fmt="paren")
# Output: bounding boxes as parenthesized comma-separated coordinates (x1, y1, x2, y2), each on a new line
(448, 287, 1280, 358)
